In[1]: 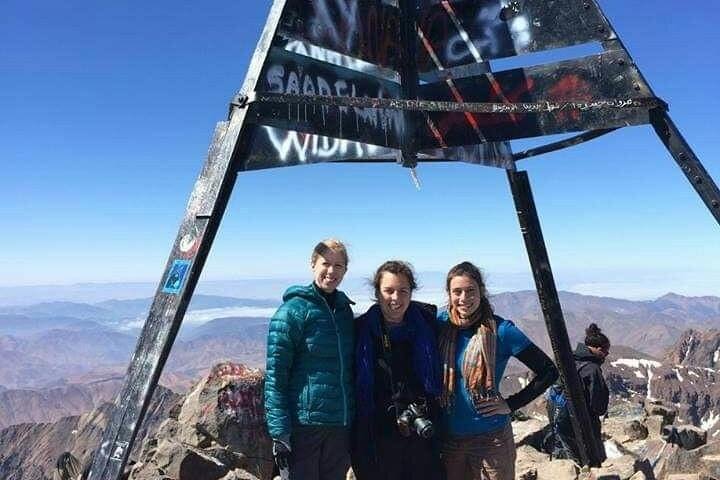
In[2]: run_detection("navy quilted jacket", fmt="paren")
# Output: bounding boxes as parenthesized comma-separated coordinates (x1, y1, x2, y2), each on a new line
(264, 284, 355, 440)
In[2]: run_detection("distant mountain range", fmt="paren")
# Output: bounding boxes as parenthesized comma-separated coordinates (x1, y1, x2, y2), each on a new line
(665, 328, 720, 368)
(0, 315, 269, 431)
(0, 278, 306, 306)
(0, 294, 278, 390)
(491, 291, 720, 357)
(0, 290, 718, 431)
(0, 294, 278, 334)
(0, 317, 269, 391)
(0, 378, 123, 430)
(1, 291, 718, 389)
(607, 328, 720, 439)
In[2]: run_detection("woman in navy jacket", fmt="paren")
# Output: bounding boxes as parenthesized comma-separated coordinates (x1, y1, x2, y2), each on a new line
(352, 260, 442, 480)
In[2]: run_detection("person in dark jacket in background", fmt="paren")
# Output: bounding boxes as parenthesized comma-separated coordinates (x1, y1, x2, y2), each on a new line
(264, 239, 355, 480)
(574, 323, 610, 462)
(545, 323, 610, 464)
(352, 260, 442, 480)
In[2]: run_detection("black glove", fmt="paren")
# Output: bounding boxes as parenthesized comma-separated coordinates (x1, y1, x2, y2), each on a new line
(273, 439, 291, 471)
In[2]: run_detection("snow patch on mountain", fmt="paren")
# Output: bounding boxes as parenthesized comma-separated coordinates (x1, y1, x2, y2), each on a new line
(701, 410, 719, 431)
(611, 358, 662, 369)
(684, 335, 694, 361)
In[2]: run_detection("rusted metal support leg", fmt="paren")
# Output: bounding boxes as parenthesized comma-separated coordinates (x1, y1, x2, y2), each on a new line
(507, 169, 605, 467)
(87, 1, 290, 478)
(87, 116, 243, 480)
(650, 108, 720, 226)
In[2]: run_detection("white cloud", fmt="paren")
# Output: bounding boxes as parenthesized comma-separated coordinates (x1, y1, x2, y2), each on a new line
(120, 306, 278, 330)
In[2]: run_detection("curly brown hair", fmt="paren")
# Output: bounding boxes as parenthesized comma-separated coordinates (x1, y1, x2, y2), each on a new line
(371, 260, 417, 302)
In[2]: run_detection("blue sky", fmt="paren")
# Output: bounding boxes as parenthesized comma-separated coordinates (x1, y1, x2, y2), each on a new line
(2, 0, 719, 299)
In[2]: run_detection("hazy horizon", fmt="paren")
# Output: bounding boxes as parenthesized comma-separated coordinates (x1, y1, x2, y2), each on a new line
(1, 268, 718, 307)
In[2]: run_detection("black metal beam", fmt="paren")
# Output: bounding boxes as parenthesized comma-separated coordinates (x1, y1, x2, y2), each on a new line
(507, 168, 605, 467)
(589, 0, 720, 228)
(650, 108, 720, 226)
(398, 0, 420, 167)
(86, 1, 291, 479)
(513, 128, 617, 162)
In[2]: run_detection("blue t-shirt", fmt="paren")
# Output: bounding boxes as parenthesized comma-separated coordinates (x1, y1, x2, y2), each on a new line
(438, 311, 531, 436)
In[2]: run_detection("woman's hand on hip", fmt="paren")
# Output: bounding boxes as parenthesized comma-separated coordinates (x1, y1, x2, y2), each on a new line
(476, 397, 511, 416)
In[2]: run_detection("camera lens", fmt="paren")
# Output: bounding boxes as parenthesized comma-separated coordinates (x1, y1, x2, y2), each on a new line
(414, 418, 434, 439)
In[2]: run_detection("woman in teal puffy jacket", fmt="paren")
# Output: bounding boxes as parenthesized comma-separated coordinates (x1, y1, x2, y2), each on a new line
(264, 239, 356, 480)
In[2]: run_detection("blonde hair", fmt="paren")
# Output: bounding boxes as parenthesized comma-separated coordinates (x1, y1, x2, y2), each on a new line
(311, 238, 349, 266)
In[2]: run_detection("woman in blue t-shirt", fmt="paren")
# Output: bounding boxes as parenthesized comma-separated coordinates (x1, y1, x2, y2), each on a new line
(437, 262, 558, 480)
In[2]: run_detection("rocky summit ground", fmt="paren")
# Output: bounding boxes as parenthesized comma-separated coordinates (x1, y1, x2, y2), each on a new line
(2, 326, 719, 479)
(35, 360, 717, 480)
(0, 385, 179, 480)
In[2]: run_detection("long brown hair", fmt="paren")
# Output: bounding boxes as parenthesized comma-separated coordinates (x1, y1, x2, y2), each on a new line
(445, 261, 494, 326)
(440, 262, 498, 406)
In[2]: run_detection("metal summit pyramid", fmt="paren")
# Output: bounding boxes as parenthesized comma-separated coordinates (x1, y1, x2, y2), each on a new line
(88, 1, 720, 478)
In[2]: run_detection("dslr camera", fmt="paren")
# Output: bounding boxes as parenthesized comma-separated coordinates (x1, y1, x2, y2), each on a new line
(396, 399, 434, 439)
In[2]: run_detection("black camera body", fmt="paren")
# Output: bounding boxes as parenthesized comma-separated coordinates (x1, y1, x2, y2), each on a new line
(396, 400, 434, 439)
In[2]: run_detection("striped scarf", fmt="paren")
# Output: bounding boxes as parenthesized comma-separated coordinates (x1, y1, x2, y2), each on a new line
(439, 298, 497, 408)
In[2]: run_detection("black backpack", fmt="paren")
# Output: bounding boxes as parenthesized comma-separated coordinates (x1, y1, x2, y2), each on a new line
(542, 361, 592, 461)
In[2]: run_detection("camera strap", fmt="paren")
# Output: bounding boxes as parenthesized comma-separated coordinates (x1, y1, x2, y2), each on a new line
(377, 320, 401, 399)
(379, 319, 393, 359)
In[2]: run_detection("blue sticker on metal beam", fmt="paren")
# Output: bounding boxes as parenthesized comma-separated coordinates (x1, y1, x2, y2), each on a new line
(161, 260, 191, 294)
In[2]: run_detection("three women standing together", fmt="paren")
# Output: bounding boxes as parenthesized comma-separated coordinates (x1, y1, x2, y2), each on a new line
(264, 239, 559, 480)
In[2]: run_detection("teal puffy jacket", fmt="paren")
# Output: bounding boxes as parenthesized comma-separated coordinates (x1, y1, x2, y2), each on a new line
(264, 284, 356, 440)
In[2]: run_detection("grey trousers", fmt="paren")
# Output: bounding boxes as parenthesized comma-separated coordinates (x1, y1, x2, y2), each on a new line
(290, 425, 351, 480)
(441, 424, 516, 480)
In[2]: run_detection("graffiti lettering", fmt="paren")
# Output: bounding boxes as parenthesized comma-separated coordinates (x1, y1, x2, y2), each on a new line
(430, 77, 535, 145)
(508, 16, 532, 48)
(264, 62, 402, 132)
(218, 384, 265, 426)
(418, 1, 532, 71)
(447, 5, 507, 63)
(311, 0, 359, 53)
(355, 1, 400, 68)
(546, 74, 593, 122)
(284, 40, 397, 83)
(263, 128, 384, 163)
(280, 0, 400, 68)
